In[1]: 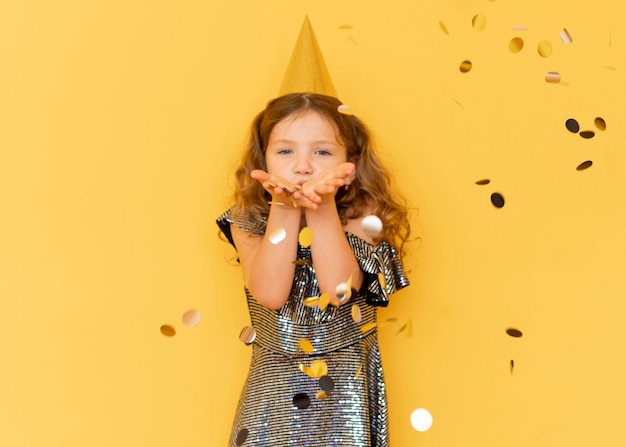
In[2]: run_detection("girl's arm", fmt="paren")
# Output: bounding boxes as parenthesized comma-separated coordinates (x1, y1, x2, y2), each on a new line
(304, 203, 364, 305)
(231, 204, 302, 310)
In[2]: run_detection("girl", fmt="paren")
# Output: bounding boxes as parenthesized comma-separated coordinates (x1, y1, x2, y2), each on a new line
(217, 92, 411, 446)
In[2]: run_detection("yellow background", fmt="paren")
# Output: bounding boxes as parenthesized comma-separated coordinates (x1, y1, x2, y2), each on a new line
(2, 0, 625, 445)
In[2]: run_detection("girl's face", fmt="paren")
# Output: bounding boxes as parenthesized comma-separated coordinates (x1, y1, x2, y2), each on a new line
(265, 110, 347, 185)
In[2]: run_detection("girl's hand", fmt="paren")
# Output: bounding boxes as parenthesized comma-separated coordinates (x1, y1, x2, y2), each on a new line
(250, 170, 317, 208)
(300, 162, 356, 206)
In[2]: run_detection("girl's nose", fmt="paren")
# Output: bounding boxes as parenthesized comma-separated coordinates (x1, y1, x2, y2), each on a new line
(294, 156, 313, 175)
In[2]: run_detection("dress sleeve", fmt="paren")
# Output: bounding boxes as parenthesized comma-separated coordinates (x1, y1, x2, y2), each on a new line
(346, 233, 410, 307)
(216, 206, 267, 250)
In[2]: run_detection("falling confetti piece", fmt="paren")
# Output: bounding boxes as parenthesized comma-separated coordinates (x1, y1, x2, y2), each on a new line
(338, 24, 353, 30)
(160, 324, 176, 337)
(299, 338, 314, 353)
(182, 309, 201, 327)
(236, 428, 249, 446)
(354, 364, 363, 379)
(319, 375, 335, 392)
(491, 192, 505, 208)
(361, 215, 383, 238)
(475, 179, 491, 185)
(378, 272, 387, 289)
(452, 98, 463, 108)
(537, 40, 553, 57)
(337, 104, 352, 115)
(293, 259, 310, 266)
(269, 227, 287, 245)
(293, 393, 311, 409)
(439, 21, 449, 35)
(560, 28, 573, 44)
(298, 226, 314, 247)
(410, 408, 433, 432)
(315, 391, 329, 399)
(397, 319, 413, 337)
(472, 14, 487, 32)
(580, 130, 595, 139)
(319, 292, 330, 310)
(239, 326, 257, 345)
(310, 359, 328, 378)
(506, 328, 523, 338)
(360, 322, 378, 333)
(512, 25, 528, 31)
(577, 160, 593, 171)
(335, 282, 349, 303)
(509, 37, 524, 53)
(594, 117, 606, 131)
(510, 359, 515, 375)
(303, 296, 320, 307)
(566, 118, 580, 133)
(459, 60, 472, 73)
(351, 303, 362, 323)
(545, 71, 561, 83)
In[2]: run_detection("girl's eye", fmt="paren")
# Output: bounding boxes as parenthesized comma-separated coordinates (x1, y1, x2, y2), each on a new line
(277, 149, 293, 155)
(315, 149, 331, 156)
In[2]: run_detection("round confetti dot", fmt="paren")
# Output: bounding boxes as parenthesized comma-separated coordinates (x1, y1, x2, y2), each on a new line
(361, 215, 383, 238)
(337, 104, 352, 115)
(509, 37, 524, 53)
(319, 375, 335, 393)
(299, 338, 314, 353)
(459, 60, 472, 73)
(475, 179, 490, 185)
(298, 226, 313, 247)
(490, 192, 505, 208)
(471, 14, 487, 32)
(537, 40, 553, 57)
(579, 130, 595, 139)
(576, 160, 593, 171)
(410, 408, 433, 432)
(269, 227, 287, 245)
(182, 309, 201, 328)
(236, 428, 249, 446)
(560, 28, 573, 44)
(594, 117, 606, 131)
(293, 393, 311, 410)
(239, 326, 256, 345)
(506, 328, 523, 338)
(565, 118, 580, 133)
(545, 71, 561, 83)
(439, 21, 449, 35)
(160, 324, 176, 337)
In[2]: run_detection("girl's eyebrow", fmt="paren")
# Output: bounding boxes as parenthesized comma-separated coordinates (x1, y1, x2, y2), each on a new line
(270, 138, 337, 145)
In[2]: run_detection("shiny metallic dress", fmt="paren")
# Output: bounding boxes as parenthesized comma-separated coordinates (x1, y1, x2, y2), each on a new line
(217, 208, 409, 447)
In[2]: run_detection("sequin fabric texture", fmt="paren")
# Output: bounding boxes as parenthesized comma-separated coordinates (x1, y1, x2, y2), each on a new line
(217, 207, 409, 447)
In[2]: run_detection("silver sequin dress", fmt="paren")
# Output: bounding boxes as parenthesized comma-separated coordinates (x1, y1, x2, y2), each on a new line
(217, 207, 409, 447)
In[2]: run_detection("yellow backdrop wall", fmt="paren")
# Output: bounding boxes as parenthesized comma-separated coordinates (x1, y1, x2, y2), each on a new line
(1, 0, 625, 446)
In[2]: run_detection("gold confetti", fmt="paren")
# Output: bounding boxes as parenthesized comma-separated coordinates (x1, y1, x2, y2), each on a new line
(360, 322, 377, 333)
(346, 273, 353, 292)
(315, 391, 329, 399)
(438, 21, 449, 35)
(354, 364, 363, 379)
(318, 292, 330, 310)
(560, 28, 573, 44)
(160, 324, 176, 337)
(298, 226, 314, 247)
(351, 303, 362, 323)
(378, 272, 386, 289)
(299, 338, 314, 353)
(310, 359, 328, 378)
(303, 296, 320, 307)
(471, 14, 486, 32)
(537, 40, 553, 57)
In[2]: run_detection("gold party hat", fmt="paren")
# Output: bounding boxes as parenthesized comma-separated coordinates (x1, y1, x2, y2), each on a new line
(278, 16, 337, 97)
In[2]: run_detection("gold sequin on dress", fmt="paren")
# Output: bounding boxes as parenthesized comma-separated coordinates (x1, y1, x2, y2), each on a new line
(217, 207, 409, 446)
